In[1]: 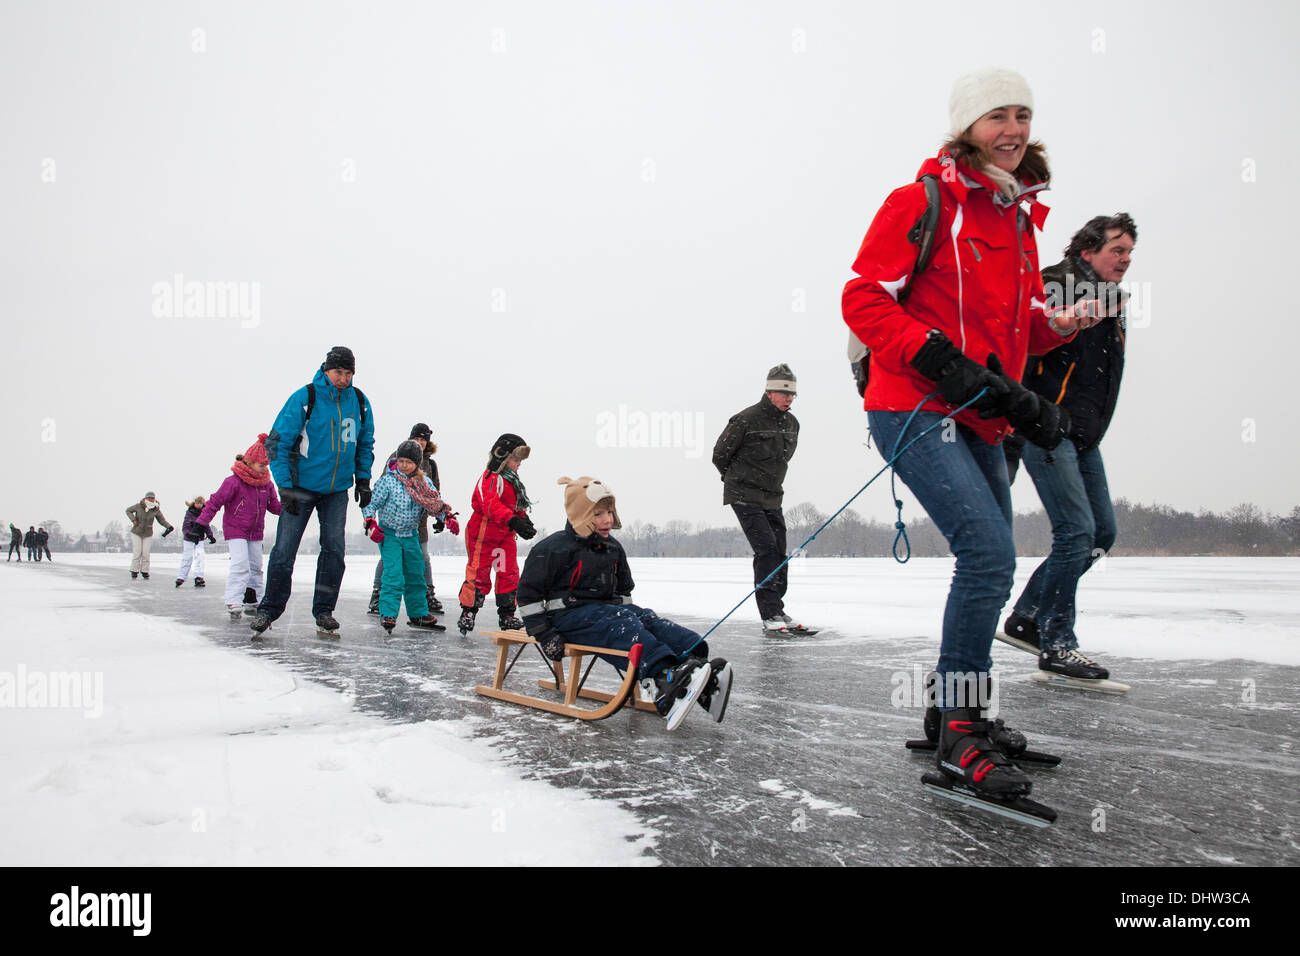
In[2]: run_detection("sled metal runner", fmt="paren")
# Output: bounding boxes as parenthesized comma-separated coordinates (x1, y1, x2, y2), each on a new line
(475, 630, 657, 720)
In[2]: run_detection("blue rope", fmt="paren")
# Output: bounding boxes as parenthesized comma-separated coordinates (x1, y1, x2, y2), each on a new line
(681, 388, 987, 656)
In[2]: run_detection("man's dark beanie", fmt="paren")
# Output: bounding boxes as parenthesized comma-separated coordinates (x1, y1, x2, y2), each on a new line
(323, 346, 356, 373)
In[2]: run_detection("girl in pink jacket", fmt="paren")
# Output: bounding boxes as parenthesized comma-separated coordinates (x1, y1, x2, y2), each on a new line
(196, 434, 282, 619)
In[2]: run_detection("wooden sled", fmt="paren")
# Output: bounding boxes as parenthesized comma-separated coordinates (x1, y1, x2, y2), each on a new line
(475, 630, 658, 720)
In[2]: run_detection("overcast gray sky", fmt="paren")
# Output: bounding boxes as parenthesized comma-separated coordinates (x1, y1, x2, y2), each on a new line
(3, 0, 1297, 538)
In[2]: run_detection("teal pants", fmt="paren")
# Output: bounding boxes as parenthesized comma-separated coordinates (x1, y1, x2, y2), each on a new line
(378, 530, 429, 618)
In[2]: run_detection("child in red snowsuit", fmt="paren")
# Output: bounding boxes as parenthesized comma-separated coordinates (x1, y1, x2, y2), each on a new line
(457, 433, 537, 634)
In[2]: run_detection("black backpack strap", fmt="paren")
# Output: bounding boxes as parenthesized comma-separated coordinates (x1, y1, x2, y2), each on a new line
(900, 173, 942, 305)
(287, 383, 317, 489)
(855, 173, 944, 395)
(352, 387, 368, 474)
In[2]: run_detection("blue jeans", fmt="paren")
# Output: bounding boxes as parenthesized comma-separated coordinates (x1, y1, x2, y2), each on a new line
(258, 489, 349, 621)
(553, 603, 708, 680)
(869, 411, 1015, 708)
(1013, 442, 1116, 651)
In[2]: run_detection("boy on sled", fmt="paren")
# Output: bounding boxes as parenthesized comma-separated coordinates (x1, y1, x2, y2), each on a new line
(516, 476, 733, 730)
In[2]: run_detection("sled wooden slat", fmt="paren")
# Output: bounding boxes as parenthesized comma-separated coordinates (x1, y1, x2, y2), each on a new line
(475, 630, 654, 720)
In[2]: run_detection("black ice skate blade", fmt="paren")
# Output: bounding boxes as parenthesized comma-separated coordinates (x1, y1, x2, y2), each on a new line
(700, 665, 733, 723)
(316, 628, 341, 639)
(994, 631, 1039, 655)
(1030, 670, 1130, 695)
(921, 772, 1057, 827)
(408, 622, 447, 632)
(905, 738, 1061, 767)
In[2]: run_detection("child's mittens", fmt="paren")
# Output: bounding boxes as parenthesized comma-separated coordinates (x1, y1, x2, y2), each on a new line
(445, 514, 460, 536)
(533, 626, 565, 661)
(364, 518, 385, 544)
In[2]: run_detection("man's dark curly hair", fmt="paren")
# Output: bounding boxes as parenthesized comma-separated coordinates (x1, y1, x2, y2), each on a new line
(1066, 213, 1137, 259)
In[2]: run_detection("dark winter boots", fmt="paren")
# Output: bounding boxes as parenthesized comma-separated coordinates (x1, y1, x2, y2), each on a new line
(243, 587, 257, 608)
(426, 585, 443, 615)
(458, 591, 485, 635)
(1039, 648, 1110, 680)
(368, 587, 381, 615)
(496, 591, 523, 630)
(194, 577, 205, 588)
(934, 707, 1032, 797)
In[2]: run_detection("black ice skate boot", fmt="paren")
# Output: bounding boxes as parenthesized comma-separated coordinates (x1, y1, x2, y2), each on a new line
(315, 613, 341, 638)
(243, 587, 258, 607)
(639, 658, 712, 731)
(141, 572, 150, 579)
(131, 571, 139, 579)
(408, 614, 446, 632)
(1038, 647, 1109, 680)
(998, 611, 1041, 655)
(175, 579, 184, 588)
(194, 577, 205, 588)
(367, 587, 380, 615)
(380, 616, 397, 634)
(934, 707, 1032, 798)
(248, 613, 273, 638)
(458, 590, 484, 635)
(426, 586, 443, 615)
(496, 591, 523, 630)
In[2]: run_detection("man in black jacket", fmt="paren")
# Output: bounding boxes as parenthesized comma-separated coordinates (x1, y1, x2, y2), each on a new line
(8, 524, 21, 561)
(712, 364, 811, 635)
(1001, 214, 1137, 683)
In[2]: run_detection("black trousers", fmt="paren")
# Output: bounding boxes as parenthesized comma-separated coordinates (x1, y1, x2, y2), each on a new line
(732, 504, 788, 620)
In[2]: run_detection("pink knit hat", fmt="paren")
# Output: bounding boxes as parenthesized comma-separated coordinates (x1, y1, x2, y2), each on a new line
(241, 433, 269, 466)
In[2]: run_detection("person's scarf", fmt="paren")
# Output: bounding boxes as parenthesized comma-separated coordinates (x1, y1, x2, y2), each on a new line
(500, 467, 531, 512)
(398, 471, 449, 516)
(232, 460, 271, 486)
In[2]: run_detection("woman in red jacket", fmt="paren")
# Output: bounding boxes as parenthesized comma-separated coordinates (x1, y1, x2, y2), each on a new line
(842, 68, 1103, 810)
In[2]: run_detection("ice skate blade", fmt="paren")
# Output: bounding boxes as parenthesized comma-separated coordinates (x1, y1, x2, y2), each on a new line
(994, 631, 1039, 655)
(1030, 670, 1129, 695)
(905, 739, 1060, 767)
(665, 665, 712, 732)
(921, 772, 1056, 827)
(704, 664, 733, 723)
(316, 628, 340, 639)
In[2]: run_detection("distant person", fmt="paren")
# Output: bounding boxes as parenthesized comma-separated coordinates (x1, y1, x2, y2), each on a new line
(457, 433, 534, 635)
(249, 347, 375, 638)
(368, 423, 457, 616)
(38, 527, 51, 561)
(177, 496, 215, 588)
(8, 524, 21, 561)
(194, 433, 282, 621)
(24, 526, 38, 562)
(125, 493, 174, 579)
(712, 364, 812, 635)
(999, 214, 1137, 684)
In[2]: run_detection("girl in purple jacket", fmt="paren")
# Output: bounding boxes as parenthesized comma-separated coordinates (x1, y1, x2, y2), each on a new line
(196, 434, 282, 619)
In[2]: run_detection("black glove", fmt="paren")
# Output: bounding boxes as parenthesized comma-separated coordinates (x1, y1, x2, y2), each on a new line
(1015, 401, 1071, 451)
(909, 331, 1009, 412)
(431, 516, 445, 534)
(354, 479, 372, 509)
(508, 514, 536, 540)
(160, 526, 173, 538)
(978, 355, 1070, 450)
(205, 528, 217, 544)
(532, 627, 566, 662)
(852, 357, 869, 398)
(280, 487, 301, 516)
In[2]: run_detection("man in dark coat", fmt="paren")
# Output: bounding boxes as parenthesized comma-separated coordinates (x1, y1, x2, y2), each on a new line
(712, 364, 811, 635)
(1001, 213, 1137, 683)
(38, 527, 52, 561)
(24, 526, 38, 562)
(8, 524, 21, 561)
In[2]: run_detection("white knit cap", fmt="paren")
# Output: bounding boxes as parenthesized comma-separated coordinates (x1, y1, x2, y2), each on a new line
(949, 68, 1034, 136)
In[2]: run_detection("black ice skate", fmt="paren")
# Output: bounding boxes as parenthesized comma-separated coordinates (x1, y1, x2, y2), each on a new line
(131, 571, 138, 579)
(248, 614, 272, 638)
(141, 572, 150, 580)
(457, 607, 477, 635)
(496, 592, 523, 630)
(426, 587, 444, 614)
(367, 588, 380, 615)
(1032, 648, 1130, 694)
(696, 658, 733, 723)
(921, 707, 1056, 826)
(243, 587, 257, 607)
(408, 614, 446, 632)
(380, 616, 397, 634)
(907, 704, 1060, 767)
(194, 577, 205, 588)
(997, 611, 1041, 655)
(175, 579, 184, 588)
(315, 614, 341, 638)
(641, 658, 712, 732)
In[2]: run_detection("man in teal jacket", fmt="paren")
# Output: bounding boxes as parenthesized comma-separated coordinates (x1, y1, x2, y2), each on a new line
(249, 346, 375, 637)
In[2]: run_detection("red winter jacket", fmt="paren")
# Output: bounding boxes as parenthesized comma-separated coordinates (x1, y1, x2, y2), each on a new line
(842, 153, 1070, 444)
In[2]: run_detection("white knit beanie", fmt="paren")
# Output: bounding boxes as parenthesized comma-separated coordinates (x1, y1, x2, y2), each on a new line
(949, 68, 1034, 136)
